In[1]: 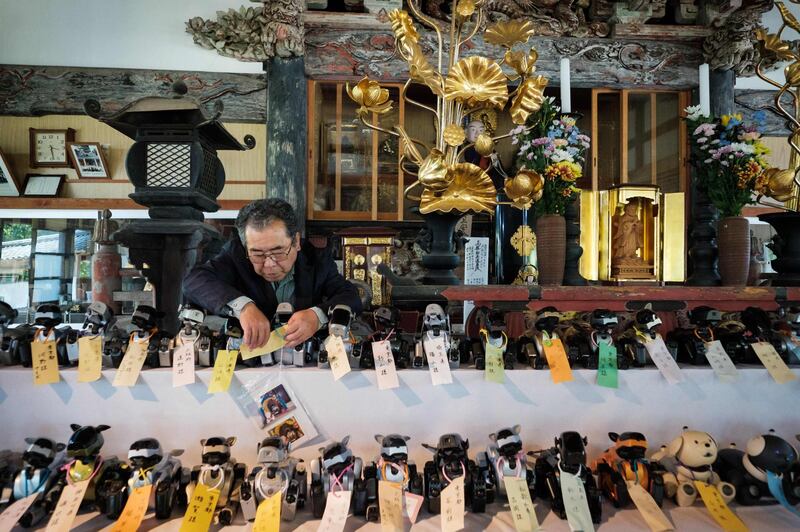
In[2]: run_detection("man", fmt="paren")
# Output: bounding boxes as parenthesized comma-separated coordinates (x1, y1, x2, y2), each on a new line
(183, 199, 362, 349)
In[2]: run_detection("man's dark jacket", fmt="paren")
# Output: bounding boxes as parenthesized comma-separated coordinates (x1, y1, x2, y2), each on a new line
(182, 235, 362, 318)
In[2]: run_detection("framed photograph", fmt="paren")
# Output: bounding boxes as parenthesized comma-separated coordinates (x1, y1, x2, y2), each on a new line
(23, 174, 65, 197)
(258, 384, 296, 426)
(66, 142, 109, 178)
(0, 149, 21, 197)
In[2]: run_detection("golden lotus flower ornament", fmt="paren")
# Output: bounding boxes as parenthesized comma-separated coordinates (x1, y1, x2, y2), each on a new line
(420, 163, 496, 215)
(759, 167, 797, 202)
(418, 150, 451, 192)
(445, 56, 509, 109)
(505, 169, 544, 209)
(474, 133, 494, 156)
(756, 29, 795, 61)
(346, 78, 393, 116)
(443, 124, 466, 146)
(484, 19, 536, 49)
(504, 49, 539, 79)
(511, 75, 548, 125)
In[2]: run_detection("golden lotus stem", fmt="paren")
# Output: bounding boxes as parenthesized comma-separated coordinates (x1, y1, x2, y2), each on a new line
(405, 0, 443, 73)
(357, 112, 401, 140)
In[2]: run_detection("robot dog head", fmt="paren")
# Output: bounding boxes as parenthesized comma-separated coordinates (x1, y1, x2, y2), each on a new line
(535, 308, 560, 334)
(0, 301, 17, 327)
(591, 309, 618, 331)
(745, 433, 798, 476)
(34, 304, 63, 330)
(634, 309, 661, 333)
(84, 302, 114, 333)
(67, 424, 110, 459)
(131, 305, 161, 332)
(489, 426, 523, 458)
(200, 437, 235, 466)
(423, 304, 449, 335)
(556, 431, 588, 468)
(375, 434, 411, 462)
(690, 306, 722, 327)
(320, 436, 353, 473)
(23, 437, 64, 469)
(374, 307, 400, 330)
(607, 432, 648, 461)
(257, 437, 289, 465)
(665, 428, 718, 468)
(128, 438, 164, 470)
(423, 433, 469, 465)
(178, 305, 205, 328)
(328, 305, 353, 338)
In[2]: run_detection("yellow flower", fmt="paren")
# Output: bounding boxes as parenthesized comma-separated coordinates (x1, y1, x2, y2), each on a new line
(720, 114, 742, 127)
(510, 75, 548, 125)
(484, 20, 536, 48)
(455, 0, 475, 18)
(444, 56, 509, 109)
(443, 124, 466, 146)
(420, 162, 497, 214)
(346, 77, 392, 116)
(544, 161, 582, 182)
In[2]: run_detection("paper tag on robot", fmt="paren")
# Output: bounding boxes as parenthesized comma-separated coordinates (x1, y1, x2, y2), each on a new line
(110, 484, 152, 532)
(253, 491, 281, 532)
(241, 326, 286, 361)
(66, 341, 79, 362)
(172, 342, 196, 387)
(703, 340, 739, 383)
(326, 335, 352, 381)
(77, 335, 103, 383)
(207, 349, 237, 393)
(423, 336, 453, 386)
(751, 342, 797, 384)
(766, 470, 800, 519)
(378, 481, 404, 532)
(559, 469, 595, 532)
(693, 481, 748, 532)
(643, 337, 684, 385)
(403, 491, 424, 524)
(373, 340, 399, 390)
(542, 338, 573, 384)
(318, 490, 351, 532)
(45, 479, 90, 532)
(31, 339, 60, 385)
(485, 343, 505, 383)
(504, 476, 539, 532)
(441, 476, 465, 532)
(113, 340, 148, 387)
(626, 482, 674, 532)
(597, 343, 618, 388)
(179, 483, 220, 532)
(0, 493, 38, 532)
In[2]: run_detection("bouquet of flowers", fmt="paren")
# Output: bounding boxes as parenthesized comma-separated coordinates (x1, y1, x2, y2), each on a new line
(684, 105, 770, 217)
(511, 97, 591, 215)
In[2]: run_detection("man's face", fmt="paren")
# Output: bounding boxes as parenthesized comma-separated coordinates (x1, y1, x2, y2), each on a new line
(466, 121, 485, 143)
(244, 221, 299, 282)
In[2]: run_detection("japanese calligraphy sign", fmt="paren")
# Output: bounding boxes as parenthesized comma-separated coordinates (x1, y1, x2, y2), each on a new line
(626, 482, 674, 531)
(207, 349, 237, 393)
(45, 480, 89, 532)
(0, 493, 38, 532)
(643, 336, 684, 385)
(113, 340, 148, 387)
(504, 476, 539, 532)
(542, 337, 573, 383)
(77, 335, 103, 383)
(326, 335, 352, 381)
(253, 491, 281, 532)
(378, 481, 404, 532)
(485, 343, 505, 384)
(373, 340, 399, 390)
(317, 490, 351, 532)
(241, 326, 287, 361)
(423, 335, 453, 386)
(179, 484, 220, 532)
(110, 484, 152, 532)
(751, 342, 797, 384)
(703, 340, 739, 383)
(441, 476, 465, 532)
(559, 469, 594, 532)
(172, 342, 196, 387)
(31, 338, 59, 385)
(694, 481, 748, 532)
(596, 343, 618, 389)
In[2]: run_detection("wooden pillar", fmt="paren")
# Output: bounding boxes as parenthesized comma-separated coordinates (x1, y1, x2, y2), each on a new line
(710, 69, 735, 117)
(265, 57, 307, 234)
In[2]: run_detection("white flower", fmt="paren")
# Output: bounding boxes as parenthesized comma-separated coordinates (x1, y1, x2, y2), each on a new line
(685, 105, 706, 121)
(728, 142, 755, 154)
(550, 148, 574, 163)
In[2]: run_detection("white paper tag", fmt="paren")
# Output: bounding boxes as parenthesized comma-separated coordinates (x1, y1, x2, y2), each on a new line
(326, 336, 352, 381)
(0, 493, 38, 532)
(627, 482, 674, 532)
(751, 342, 797, 384)
(441, 476, 465, 532)
(172, 342, 196, 387)
(504, 476, 539, 532)
(703, 340, 739, 383)
(403, 491, 424, 524)
(373, 340, 399, 390)
(644, 336, 684, 385)
(66, 341, 79, 362)
(317, 490, 351, 532)
(378, 481, 403, 532)
(423, 336, 453, 386)
(45, 480, 90, 532)
(559, 469, 595, 532)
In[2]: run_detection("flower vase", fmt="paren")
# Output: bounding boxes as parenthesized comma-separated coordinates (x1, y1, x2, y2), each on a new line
(758, 211, 800, 286)
(421, 211, 463, 285)
(536, 214, 566, 285)
(717, 216, 750, 286)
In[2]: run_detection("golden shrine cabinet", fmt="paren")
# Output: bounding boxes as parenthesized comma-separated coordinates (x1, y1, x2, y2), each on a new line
(337, 228, 396, 306)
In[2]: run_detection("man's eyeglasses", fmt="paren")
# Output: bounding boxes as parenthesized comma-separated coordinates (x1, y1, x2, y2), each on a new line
(247, 243, 294, 264)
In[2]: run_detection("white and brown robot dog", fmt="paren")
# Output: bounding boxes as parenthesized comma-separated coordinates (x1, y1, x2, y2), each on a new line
(650, 427, 736, 506)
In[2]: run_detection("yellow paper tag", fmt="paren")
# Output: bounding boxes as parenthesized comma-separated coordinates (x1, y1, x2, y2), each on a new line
(441, 476, 465, 532)
(694, 481, 748, 532)
(504, 476, 539, 532)
(241, 326, 287, 361)
(45, 480, 90, 532)
(327, 336, 352, 381)
(542, 338, 573, 383)
(110, 484, 152, 532)
(179, 484, 220, 532)
(208, 349, 237, 393)
(751, 342, 797, 384)
(31, 339, 60, 385)
(113, 341, 148, 387)
(253, 491, 281, 532)
(77, 335, 103, 383)
(378, 481, 404, 532)
(318, 490, 351, 532)
(626, 482, 674, 532)
(485, 343, 505, 383)
(0, 493, 39, 531)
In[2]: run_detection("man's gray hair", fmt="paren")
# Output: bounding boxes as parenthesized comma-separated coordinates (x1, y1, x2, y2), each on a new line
(235, 199, 299, 245)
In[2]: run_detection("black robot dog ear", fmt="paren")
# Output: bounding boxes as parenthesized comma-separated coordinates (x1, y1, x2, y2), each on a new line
(24, 437, 35, 445)
(56, 443, 66, 452)
(70, 424, 81, 431)
(422, 443, 436, 453)
(609, 432, 619, 442)
(374, 434, 384, 444)
(96, 425, 110, 432)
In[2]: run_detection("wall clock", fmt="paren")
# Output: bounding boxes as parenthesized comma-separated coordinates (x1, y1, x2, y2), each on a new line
(29, 128, 76, 168)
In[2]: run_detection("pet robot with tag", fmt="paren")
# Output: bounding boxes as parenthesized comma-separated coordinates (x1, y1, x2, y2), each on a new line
(63, 302, 115, 367)
(186, 436, 247, 525)
(176, 304, 216, 367)
(618, 308, 677, 367)
(462, 307, 515, 370)
(270, 302, 319, 367)
(668, 306, 723, 366)
(530, 431, 602, 523)
(741, 306, 795, 365)
(573, 309, 629, 369)
(649, 427, 736, 507)
(355, 306, 413, 369)
(318, 305, 356, 368)
(517, 308, 574, 369)
(19, 304, 70, 367)
(241, 436, 306, 522)
(125, 438, 187, 519)
(8, 437, 67, 527)
(422, 433, 492, 514)
(309, 435, 366, 518)
(715, 431, 800, 506)
(361, 434, 424, 521)
(128, 305, 172, 368)
(476, 426, 534, 501)
(416, 304, 461, 369)
(592, 431, 665, 508)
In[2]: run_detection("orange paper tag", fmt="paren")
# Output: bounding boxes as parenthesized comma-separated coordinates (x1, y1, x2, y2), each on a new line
(31, 339, 60, 385)
(110, 484, 152, 532)
(694, 481, 748, 532)
(77, 336, 103, 383)
(542, 337, 573, 383)
(180, 484, 220, 532)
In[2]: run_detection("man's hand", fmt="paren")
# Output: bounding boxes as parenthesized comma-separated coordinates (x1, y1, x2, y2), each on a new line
(283, 309, 321, 348)
(240, 303, 271, 349)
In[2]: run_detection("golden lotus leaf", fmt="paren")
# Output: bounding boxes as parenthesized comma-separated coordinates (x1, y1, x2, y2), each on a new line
(760, 167, 797, 201)
(346, 77, 393, 116)
(456, 0, 475, 18)
(420, 162, 497, 215)
(778, 2, 800, 33)
(484, 19, 536, 48)
(394, 125, 424, 165)
(756, 28, 795, 61)
(444, 124, 466, 146)
(504, 49, 539, 79)
(504, 169, 544, 210)
(511, 75, 548, 125)
(388, 10, 419, 45)
(786, 62, 800, 86)
(418, 150, 451, 192)
(406, 42, 444, 96)
(474, 133, 495, 156)
(445, 56, 509, 109)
